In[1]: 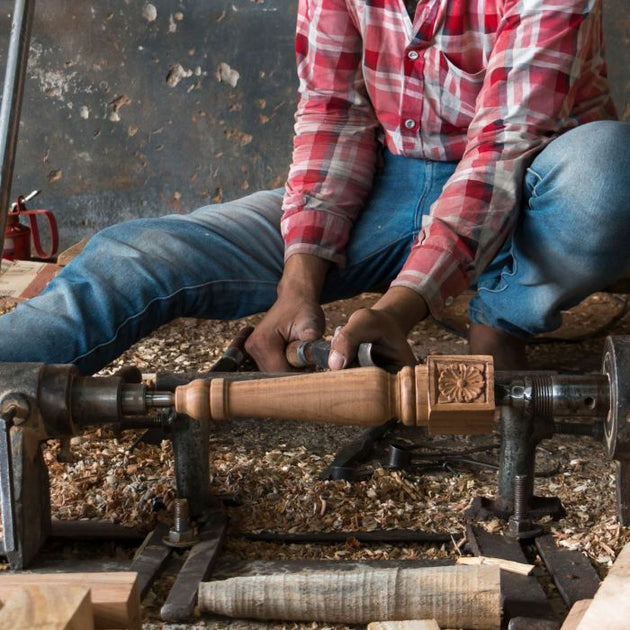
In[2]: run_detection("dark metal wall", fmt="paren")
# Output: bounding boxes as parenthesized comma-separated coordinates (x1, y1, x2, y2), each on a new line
(0, 0, 628, 250)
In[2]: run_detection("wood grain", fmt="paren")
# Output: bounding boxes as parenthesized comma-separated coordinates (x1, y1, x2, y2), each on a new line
(576, 543, 630, 629)
(368, 621, 441, 630)
(0, 572, 140, 630)
(0, 585, 94, 630)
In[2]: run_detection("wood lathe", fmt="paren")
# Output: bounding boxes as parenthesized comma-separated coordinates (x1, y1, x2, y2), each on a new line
(0, 335, 628, 571)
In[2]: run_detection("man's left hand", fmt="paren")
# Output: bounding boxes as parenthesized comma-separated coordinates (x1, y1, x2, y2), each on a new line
(328, 286, 428, 370)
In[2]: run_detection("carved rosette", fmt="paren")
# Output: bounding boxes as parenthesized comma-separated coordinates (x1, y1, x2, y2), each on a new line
(437, 362, 486, 404)
(425, 355, 495, 435)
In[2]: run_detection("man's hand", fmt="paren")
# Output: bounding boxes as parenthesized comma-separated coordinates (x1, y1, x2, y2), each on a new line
(245, 254, 329, 371)
(329, 287, 428, 370)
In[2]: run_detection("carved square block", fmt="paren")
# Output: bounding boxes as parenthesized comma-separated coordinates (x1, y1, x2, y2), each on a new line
(426, 355, 496, 435)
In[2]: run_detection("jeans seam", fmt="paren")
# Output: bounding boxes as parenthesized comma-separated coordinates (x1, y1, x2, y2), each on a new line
(413, 161, 432, 232)
(72, 278, 278, 365)
(526, 166, 544, 199)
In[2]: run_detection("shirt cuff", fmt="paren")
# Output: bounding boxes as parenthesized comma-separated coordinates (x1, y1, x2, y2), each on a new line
(390, 242, 471, 319)
(281, 207, 354, 267)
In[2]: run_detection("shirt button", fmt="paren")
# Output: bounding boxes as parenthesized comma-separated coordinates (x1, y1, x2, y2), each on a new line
(407, 50, 419, 60)
(445, 296, 454, 306)
(404, 119, 416, 129)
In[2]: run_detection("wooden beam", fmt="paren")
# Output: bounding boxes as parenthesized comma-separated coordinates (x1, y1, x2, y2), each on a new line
(0, 585, 94, 630)
(576, 543, 630, 629)
(0, 572, 140, 630)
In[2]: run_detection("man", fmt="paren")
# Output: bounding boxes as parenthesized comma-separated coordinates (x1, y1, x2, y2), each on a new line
(0, 0, 628, 374)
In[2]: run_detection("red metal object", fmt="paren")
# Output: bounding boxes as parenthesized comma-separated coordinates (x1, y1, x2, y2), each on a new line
(2, 192, 58, 260)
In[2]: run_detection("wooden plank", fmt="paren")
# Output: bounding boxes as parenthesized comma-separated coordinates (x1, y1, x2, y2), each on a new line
(467, 524, 555, 623)
(456, 555, 534, 575)
(0, 584, 94, 630)
(536, 535, 600, 607)
(0, 571, 140, 630)
(368, 621, 440, 630)
(576, 543, 630, 629)
(561, 600, 591, 630)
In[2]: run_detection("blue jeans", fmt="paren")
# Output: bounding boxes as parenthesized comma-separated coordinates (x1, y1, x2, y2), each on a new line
(0, 121, 628, 374)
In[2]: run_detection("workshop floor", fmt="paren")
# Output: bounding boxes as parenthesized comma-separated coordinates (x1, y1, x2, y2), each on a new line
(36, 291, 630, 628)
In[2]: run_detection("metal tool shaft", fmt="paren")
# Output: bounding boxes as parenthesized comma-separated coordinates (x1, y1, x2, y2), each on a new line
(0, 0, 36, 256)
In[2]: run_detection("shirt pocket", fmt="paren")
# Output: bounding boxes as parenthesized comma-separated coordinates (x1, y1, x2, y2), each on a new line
(436, 52, 486, 127)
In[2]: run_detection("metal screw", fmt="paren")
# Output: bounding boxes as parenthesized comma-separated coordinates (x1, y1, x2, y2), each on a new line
(508, 474, 541, 539)
(163, 498, 198, 548)
(173, 499, 190, 532)
(513, 475, 528, 521)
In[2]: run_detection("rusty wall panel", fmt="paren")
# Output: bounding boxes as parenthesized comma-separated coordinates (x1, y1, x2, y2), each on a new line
(0, 0, 628, 250)
(0, 0, 298, 249)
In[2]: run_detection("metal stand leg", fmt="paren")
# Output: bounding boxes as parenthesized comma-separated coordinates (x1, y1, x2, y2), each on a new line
(172, 414, 211, 521)
(6, 427, 51, 569)
(0, 0, 36, 253)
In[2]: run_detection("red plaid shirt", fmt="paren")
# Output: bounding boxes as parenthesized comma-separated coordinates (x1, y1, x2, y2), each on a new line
(280, 0, 616, 316)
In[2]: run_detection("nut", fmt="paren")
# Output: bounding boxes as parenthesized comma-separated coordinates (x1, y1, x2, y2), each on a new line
(163, 526, 197, 548)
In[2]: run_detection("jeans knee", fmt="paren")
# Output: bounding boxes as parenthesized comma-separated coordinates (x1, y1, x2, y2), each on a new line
(527, 121, 630, 228)
(85, 218, 176, 264)
(533, 121, 630, 183)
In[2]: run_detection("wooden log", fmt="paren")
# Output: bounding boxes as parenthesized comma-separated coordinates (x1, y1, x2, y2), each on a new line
(175, 356, 495, 434)
(198, 565, 501, 629)
(561, 600, 591, 630)
(368, 621, 440, 630)
(0, 572, 140, 630)
(576, 543, 630, 629)
(0, 585, 94, 630)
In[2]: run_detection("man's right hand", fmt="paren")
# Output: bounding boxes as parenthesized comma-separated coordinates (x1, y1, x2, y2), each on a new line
(244, 254, 329, 371)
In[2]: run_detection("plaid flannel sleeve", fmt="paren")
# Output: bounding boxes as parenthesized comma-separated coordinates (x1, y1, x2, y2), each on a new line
(281, 0, 380, 266)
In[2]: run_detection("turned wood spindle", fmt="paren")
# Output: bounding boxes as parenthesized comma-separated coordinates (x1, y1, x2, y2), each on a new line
(174, 355, 495, 434)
